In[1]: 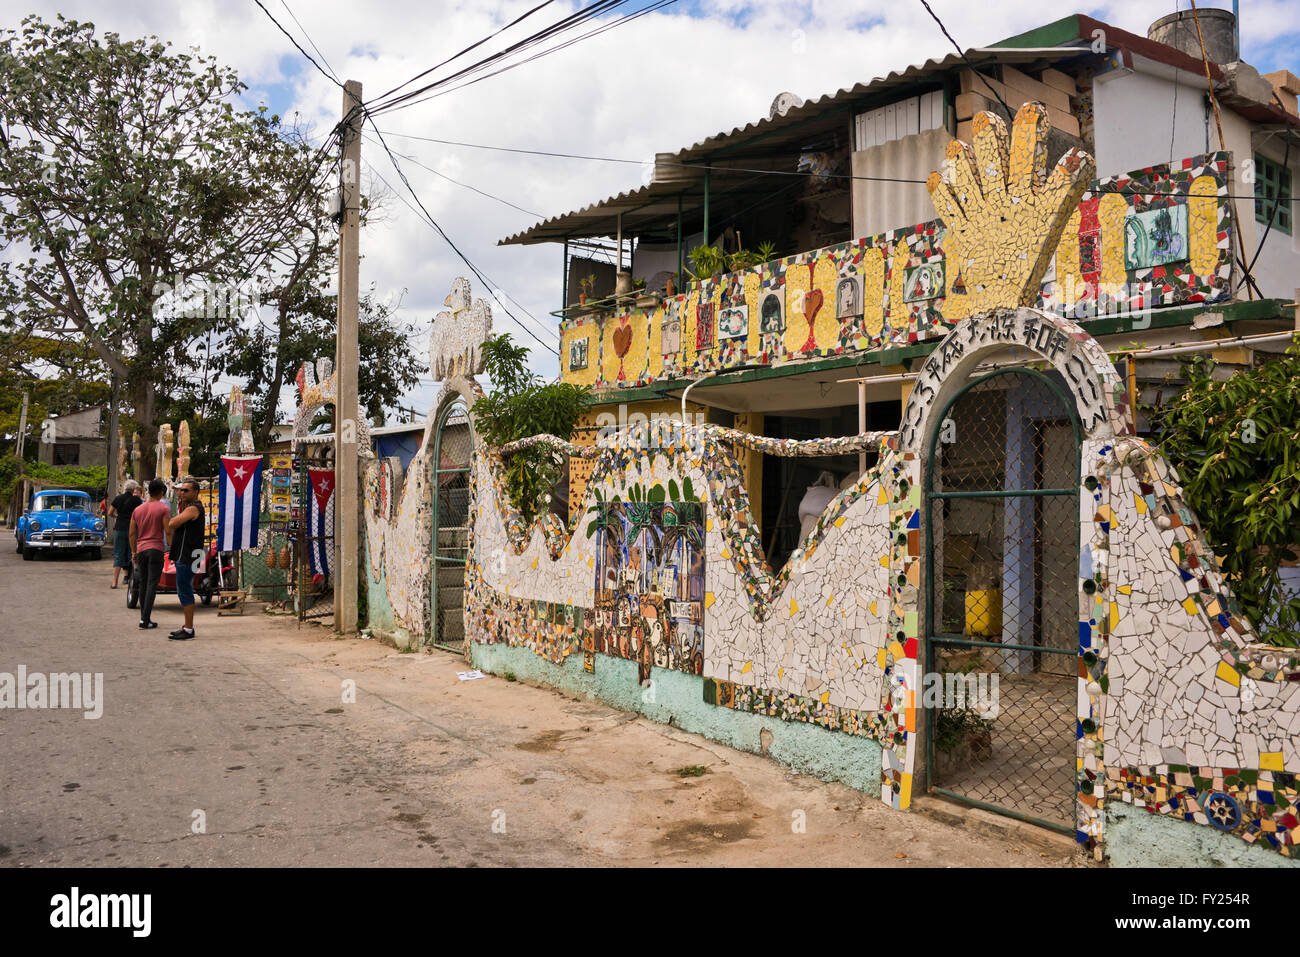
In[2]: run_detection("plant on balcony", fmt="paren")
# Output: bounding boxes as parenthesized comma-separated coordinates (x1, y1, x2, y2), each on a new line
(472, 334, 590, 526)
(686, 245, 727, 283)
(578, 274, 597, 305)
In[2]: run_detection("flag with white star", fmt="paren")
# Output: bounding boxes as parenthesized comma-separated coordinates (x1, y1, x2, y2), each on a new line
(218, 454, 264, 551)
(307, 468, 335, 579)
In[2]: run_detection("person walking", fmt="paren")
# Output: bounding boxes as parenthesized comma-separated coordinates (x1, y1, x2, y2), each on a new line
(107, 480, 142, 589)
(166, 477, 205, 641)
(129, 478, 171, 630)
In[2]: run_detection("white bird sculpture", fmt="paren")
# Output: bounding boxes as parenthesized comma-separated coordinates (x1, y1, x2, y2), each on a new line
(429, 276, 493, 381)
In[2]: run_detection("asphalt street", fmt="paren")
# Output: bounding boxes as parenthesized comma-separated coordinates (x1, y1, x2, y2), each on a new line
(0, 534, 1076, 867)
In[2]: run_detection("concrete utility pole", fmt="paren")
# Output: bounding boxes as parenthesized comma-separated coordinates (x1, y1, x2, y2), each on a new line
(335, 80, 362, 635)
(15, 390, 29, 460)
(106, 374, 120, 503)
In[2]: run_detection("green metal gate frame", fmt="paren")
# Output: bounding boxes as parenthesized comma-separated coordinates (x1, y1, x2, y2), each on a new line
(428, 398, 471, 652)
(922, 367, 1081, 835)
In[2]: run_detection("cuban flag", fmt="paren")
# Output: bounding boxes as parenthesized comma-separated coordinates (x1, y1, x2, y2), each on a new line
(218, 455, 264, 551)
(307, 468, 335, 578)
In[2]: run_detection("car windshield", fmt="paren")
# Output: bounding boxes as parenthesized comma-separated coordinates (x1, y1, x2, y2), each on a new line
(35, 495, 92, 512)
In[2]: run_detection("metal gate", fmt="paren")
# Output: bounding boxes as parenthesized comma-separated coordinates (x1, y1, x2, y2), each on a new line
(429, 400, 472, 652)
(924, 368, 1080, 833)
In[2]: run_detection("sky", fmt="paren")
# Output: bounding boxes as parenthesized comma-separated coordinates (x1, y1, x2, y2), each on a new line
(3, 0, 1298, 423)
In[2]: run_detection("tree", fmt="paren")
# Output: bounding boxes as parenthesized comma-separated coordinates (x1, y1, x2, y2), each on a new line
(1152, 344, 1300, 646)
(226, 288, 423, 447)
(471, 334, 590, 525)
(0, 15, 334, 476)
(0, 328, 111, 459)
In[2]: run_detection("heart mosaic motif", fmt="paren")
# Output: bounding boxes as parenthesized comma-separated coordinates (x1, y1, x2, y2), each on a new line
(800, 287, 823, 353)
(612, 322, 633, 358)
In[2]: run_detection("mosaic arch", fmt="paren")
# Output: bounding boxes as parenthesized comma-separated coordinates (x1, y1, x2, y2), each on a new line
(363, 377, 482, 639)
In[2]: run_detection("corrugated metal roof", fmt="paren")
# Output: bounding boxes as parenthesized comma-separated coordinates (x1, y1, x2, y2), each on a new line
(498, 46, 1086, 246)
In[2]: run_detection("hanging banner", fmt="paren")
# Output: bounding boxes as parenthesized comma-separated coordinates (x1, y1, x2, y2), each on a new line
(306, 467, 335, 579)
(218, 455, 264, 551)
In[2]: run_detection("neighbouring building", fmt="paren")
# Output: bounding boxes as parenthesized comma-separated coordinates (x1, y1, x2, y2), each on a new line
(38, 404, 107, 469)
(356, 10, 1300, 867)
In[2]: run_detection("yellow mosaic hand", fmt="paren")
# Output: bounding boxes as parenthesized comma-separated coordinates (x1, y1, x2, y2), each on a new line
(928, 103, 1095, 321)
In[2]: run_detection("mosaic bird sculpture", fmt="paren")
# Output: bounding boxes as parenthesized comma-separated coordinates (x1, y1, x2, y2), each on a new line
(429, 276, 493, 381)
(293, 357, 374, 455)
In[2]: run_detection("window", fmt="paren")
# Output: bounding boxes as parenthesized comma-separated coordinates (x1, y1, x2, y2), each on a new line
(51, 442, 80, 466)
(854, 90, 945, 152)
(1254, 152, 1292, 236)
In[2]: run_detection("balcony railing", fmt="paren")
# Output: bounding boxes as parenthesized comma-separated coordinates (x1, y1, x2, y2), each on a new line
(559, 151, 1233, 392)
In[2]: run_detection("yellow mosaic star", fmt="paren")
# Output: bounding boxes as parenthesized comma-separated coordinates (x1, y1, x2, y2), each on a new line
(928, 102, 1096, 321)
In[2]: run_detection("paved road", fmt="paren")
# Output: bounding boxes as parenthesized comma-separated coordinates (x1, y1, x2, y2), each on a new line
(0, 533, 1076, 867)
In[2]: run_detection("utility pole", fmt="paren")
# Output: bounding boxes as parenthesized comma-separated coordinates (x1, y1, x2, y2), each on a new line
(106, 374, 120, 503)
(335, 80, 362, 636)
(15, 390, 29, 461)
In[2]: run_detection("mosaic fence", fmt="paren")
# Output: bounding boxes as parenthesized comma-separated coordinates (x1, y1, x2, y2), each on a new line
(359, 111, 1291, 861)
(559, 150, 1231, 392)
(453, 306, 1300, 860)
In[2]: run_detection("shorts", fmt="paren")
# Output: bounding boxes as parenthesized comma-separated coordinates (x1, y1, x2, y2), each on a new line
(175, 562, 196, 608)
(113, 532, 132, 569)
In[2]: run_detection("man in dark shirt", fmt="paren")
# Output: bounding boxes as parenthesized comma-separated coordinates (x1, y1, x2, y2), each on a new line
(107, 480, 142, 589)
(166, 477, 205, 640)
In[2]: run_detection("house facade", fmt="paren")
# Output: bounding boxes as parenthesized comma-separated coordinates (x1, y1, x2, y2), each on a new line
(358, 11, 1300, 866)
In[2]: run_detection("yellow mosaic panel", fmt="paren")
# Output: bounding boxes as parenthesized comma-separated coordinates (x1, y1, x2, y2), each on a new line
(561, 321, 598, 388)
(861, 246, 887, 342)
(1097, 192, 1128, 290)
(813, 255, 840, 348)
(1188, 175, 1219, 278)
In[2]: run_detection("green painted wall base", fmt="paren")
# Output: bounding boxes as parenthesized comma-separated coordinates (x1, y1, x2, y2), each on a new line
(469, 641, 883, 795)
(362, 556, 416, 651)
(1105, 802, 1300, 868)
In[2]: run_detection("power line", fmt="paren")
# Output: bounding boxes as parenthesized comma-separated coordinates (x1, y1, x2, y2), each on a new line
(373, 0, 558, 103)
(359, 131, 543, 217)
(251, 0, 344, 89)
(366, 162, 559, 346)
(915, 0, 1014, 121)
(365, 118, 559, 355)
(278, 0, 342, 84)
(376, 0, 682, 116)
(368, 0, 680, 118)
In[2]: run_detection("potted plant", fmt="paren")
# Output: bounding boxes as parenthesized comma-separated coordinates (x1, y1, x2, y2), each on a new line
(578, 274, 596, 306)
(687, 245, 726, 286)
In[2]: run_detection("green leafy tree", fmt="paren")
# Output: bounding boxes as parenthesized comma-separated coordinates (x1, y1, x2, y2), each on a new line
(0, 15, 333, 476)
(471, 334, 589, 525)
(1152, 344, 1300, 646)
(226, 288, 423, 447)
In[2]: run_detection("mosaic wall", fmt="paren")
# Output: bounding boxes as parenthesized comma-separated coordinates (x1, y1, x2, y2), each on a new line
(558, 150, 1231, 393)
(377, 110, 1292, 863)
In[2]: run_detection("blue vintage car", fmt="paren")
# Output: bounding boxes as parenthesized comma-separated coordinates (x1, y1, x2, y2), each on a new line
(14, 489, 106, 560)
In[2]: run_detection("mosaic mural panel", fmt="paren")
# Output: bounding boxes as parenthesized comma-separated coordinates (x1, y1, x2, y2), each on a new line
(558, 151, 1231, 392)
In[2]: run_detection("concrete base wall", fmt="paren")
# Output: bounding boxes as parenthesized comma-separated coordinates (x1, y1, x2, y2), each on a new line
(1105, 803, 1300, 868)
(470, 641, 883, 795)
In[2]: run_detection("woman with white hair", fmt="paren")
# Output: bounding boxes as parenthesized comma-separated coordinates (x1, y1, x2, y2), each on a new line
(108, 480, 142, 588)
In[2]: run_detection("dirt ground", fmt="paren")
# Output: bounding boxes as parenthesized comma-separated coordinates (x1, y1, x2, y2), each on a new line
(0, 534, 1077, 867)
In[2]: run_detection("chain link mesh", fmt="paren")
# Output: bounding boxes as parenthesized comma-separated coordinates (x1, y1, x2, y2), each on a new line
(927, 370, 1078, 828)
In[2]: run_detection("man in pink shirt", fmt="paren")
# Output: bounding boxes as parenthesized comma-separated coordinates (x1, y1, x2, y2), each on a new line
(129, 478, 171, 630)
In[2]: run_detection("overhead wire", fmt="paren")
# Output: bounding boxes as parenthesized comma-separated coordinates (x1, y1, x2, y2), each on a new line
(252, 0, 344, 89)
(359, 130, 543, 217)
(278, 0, 342, 84)
(372, 0, 558, 103)
(367, 0, 630, 116)
(374, 0, 682, 115)
(365, 117, 559, 354)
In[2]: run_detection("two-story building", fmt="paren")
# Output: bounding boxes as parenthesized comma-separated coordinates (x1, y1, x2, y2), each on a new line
(499, 10, 1299, 572)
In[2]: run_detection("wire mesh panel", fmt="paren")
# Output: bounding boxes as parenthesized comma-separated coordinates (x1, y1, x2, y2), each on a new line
(430, 403, 472, 652)
(925, 369, 1080, 832)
